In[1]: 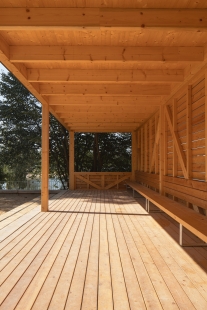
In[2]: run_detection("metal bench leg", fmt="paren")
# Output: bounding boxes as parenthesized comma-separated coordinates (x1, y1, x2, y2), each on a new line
(179, 224, 207, 247)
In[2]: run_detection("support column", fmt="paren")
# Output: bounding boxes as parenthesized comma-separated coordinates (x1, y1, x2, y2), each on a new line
(132, 131, 138, 181)
(69, 131, 75, 190)
(41, 104, 49, 212)
(159, 105, 165, 195)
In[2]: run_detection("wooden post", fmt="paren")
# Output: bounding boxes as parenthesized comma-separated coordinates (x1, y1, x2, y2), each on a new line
(159, 105, 165, 195)
(41, 104, 49, 212)
(205, 70, 207, 182)
(186, 86, 192, 179)
(132, 131, 138, 181)
(69, 131, 75, 190)
(173, 99, 178, 178)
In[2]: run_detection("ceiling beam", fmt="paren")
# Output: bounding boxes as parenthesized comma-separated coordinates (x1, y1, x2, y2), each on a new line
(28, 69, 184, 83)
(67, 122, 140, 127)
(10, 46, 204, 62)
(39, 83, 171, 96)
(53, 106, 157, 114)
(70, 129, 134, 133)
(48, 96, 161, 106)
(0, 8, 207, 30)
(0, 35, 70, 131)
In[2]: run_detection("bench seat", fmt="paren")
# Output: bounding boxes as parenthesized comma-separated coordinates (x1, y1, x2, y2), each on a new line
(126, 181, 207, 245)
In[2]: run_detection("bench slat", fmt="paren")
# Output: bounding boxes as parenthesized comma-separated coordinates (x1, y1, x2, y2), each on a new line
(126, 181, 207, 243)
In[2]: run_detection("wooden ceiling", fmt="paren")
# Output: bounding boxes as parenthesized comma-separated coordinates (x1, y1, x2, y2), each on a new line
(0, 0, 207, 132)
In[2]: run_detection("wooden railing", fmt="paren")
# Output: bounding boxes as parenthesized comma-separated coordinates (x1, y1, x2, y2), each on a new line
(74, 172, 132, 190)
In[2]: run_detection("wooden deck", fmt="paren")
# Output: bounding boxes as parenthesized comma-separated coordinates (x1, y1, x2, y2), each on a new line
(1, 190, 207, 310)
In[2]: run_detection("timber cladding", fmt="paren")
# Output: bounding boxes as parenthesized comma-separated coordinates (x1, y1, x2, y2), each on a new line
(136, 71, 207, 215)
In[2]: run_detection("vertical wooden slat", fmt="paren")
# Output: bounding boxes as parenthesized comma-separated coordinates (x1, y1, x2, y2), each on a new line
(69, 131, 75, 190)
(186, 86, 192, 179)
(149, 119, 152, 173)
(205, 70, 207, 182)
(144, 124, 148, 172)
(164, 107, 168, 176)
(141, 128, 143, 171)
(132, 131, 138, 181)
(159, 105, 165, 195)
(172, 99, 178, 178)
(41, 104, 49, 212)
(155, 114, 159, 175)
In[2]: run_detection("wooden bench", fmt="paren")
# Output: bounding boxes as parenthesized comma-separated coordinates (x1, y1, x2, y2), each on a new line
(126, 180, 207, 247)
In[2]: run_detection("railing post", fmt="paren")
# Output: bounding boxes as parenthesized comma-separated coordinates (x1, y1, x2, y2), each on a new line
(41, 104, 49, 212)
(132, 131, 138, 181)
(69, 131, 75, 190)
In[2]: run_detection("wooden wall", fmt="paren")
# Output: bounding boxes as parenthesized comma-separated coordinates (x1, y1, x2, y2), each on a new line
(135, 69, 207, 215)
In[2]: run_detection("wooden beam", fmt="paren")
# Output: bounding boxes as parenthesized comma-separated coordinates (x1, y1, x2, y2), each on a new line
(53, 106, 159, 114)
(40, 83, 171, 96)
(159, 106, 165, 194)
(28, 69, 184, 83)
(149, 117, 160, 173)
(0, 35, 70, 131)
(71, 129, 133, 133)
(165, 105, 187, 179)
(69, 131, 75, 190)
(104, 175, 130, 190)
(205, 70, 207, 182)
(60, 112, 151, 118)
(10, 46, 204, 62)
(48, 96, 161, 106)
(1, 8, 207, 30)
(132, 131, 138, 181)
(172, 99, 178, 178)
(186, 86, 192, 179)
(75, 174, 102, 190)
(41, 104, 49, 212)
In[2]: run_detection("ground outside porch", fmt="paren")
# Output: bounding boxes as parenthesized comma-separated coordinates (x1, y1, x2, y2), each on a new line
(0, 190, 207, 310)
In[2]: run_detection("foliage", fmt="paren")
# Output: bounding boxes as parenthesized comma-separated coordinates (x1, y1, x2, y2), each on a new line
(0, 71, 132, 188)
(75, 132, 131, 172)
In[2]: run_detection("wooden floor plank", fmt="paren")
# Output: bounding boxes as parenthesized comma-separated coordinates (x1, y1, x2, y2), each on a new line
(128, 213, 196, 309)
(64, 192, 97, 309)
(111, 213, 146, 309)
(140, 214, 207, 302)
(98, 211, 113, 309)
(48, 195, 92, 310)
(31, 215, 86, 309)
(125, 215, 179, 309)
(117, 214, 164, 310)
(105, 199, 130, 310)
(1, 190, 207, 310)
(135, 214, 207, 309)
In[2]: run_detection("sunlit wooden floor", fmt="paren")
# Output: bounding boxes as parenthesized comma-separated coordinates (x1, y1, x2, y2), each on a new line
(1, 190, 207, 310)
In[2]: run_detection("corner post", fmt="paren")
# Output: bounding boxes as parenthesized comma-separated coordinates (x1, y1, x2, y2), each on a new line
(132, 131, 138, 181)
(69, 131, 75, 190)
(159, 105, 165, 195)
(41, 104, 49, 212)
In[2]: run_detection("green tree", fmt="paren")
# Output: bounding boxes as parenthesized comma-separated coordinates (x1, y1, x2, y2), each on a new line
(0, 71, 69, 187)
(0, 71, 131, 188)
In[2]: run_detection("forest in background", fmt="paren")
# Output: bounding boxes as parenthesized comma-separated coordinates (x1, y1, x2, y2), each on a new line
(0, 71, 131, 189)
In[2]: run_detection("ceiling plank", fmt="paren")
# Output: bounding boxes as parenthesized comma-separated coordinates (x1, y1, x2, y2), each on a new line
(10, 46, 204, 62)
(28, 68, 184, 83)
(48, 96, 161, 106)
(0, 8, 207, 30)
(39, 83, 171, 96)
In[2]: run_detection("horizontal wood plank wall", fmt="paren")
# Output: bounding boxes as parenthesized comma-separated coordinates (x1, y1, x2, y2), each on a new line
(74, 172, 132, 190)
(136, 70, 207, 215)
